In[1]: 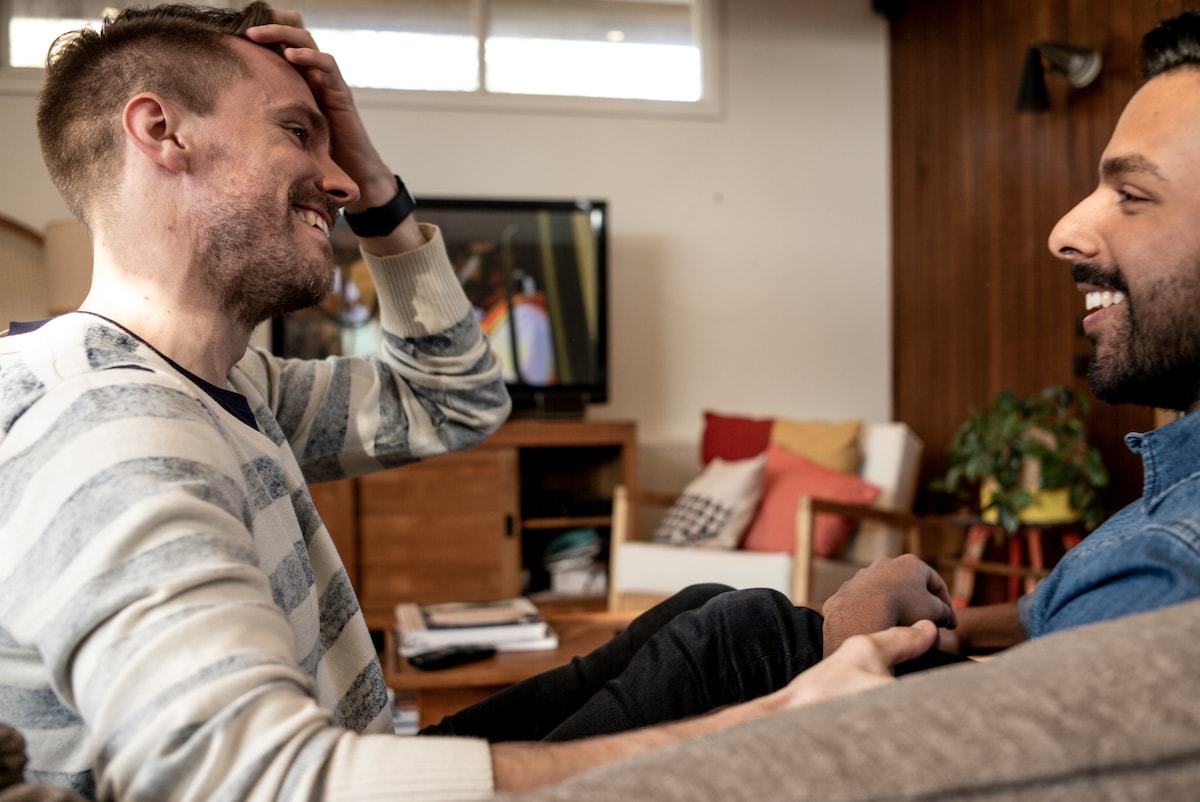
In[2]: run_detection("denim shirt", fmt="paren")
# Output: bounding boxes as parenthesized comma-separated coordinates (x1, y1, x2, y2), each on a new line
(1019, 411, 1200, 639)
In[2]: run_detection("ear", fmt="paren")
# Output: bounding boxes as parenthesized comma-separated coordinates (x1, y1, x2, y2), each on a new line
(122, 93, 190, 174)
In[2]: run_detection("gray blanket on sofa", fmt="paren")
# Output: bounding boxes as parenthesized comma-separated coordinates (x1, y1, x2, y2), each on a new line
(503, 597, 1200, 801)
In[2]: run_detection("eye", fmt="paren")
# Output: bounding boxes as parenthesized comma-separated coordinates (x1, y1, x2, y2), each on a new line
(288, 126, 308, 143)
(1117, 187, 1147, 204)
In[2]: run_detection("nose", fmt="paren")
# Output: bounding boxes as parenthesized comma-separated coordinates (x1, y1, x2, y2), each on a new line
(318, 154, 361, 209)
(1048, 189, 1103, 262)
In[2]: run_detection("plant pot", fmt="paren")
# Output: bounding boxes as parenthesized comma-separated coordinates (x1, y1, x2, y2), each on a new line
(980, 477, 1081, 526)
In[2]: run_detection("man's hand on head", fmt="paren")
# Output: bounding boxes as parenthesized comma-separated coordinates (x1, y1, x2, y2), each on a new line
(820, 554, 957, 658)
(244, 11, 395, 211)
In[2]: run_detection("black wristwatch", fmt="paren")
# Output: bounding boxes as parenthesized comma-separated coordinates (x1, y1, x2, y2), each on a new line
(343, 175, 417, 237)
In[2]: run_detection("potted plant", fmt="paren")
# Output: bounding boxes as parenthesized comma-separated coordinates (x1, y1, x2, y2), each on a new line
(932, 384, 1109, 534)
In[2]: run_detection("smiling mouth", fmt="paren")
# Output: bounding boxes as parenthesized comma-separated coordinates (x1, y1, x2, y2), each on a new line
(297, 208, 331, 238)
(1085, 290, 1127, 312)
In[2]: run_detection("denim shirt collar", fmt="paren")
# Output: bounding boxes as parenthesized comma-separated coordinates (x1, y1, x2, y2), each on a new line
(1125, 411, 1200, 512)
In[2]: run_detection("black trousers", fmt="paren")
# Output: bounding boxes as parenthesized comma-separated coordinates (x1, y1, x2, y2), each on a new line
(418, 584, 826, 742)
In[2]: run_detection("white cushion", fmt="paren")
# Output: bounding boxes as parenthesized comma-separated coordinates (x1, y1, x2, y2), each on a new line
(614, 541, 793, 597)
(651, 454, 765, 548)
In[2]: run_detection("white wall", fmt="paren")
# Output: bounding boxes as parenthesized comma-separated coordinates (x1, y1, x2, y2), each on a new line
(0, 0, 890, 484)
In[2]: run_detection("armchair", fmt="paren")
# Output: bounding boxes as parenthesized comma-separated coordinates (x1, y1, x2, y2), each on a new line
(608, 422, 927, 612)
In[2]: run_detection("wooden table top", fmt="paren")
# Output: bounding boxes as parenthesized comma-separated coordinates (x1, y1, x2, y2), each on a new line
(387, 611, 635, 691)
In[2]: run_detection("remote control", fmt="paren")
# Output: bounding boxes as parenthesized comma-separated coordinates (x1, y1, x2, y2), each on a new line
(407, 645, 497, 671)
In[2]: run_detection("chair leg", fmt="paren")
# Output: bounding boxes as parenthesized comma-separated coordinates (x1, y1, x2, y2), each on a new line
(952, 525, 990, 608)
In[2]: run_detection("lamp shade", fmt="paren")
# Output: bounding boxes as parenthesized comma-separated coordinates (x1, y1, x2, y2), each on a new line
(1038, 42, 1102, 88)
(43, 218, 92, 315)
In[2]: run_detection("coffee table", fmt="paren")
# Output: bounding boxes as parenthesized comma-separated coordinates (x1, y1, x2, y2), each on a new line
(385, 610, 636, 729)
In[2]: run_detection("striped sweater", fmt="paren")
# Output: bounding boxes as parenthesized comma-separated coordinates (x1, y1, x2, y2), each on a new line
(0, 225, 510, 801)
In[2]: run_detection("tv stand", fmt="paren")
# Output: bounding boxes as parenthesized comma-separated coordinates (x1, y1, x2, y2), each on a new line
(512, 392, 589, 419)
(309, 419, 637, 629)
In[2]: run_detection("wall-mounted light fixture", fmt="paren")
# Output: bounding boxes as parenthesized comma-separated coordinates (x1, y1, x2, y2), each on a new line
(1015, 41, 1102, 112)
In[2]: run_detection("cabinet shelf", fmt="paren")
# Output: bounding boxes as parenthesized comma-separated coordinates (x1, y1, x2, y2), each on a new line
(310, 419, 637, 619)
(522, 515, 613, 530)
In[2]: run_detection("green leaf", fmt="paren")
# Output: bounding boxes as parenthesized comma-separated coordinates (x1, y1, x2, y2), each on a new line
(929, 383, 1110, 531)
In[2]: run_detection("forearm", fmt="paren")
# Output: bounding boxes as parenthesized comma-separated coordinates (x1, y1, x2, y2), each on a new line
(490, 621, 942, 792)
(949, 601, 1025, 653)
(491, 693, 787, 791)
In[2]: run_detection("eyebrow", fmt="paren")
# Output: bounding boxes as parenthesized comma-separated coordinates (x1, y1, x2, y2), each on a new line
(1101, 153, 1167, 182)
(277, 101, 331, 147)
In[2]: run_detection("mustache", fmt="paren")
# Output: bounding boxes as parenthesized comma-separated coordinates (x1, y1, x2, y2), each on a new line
(1071, 262, 1130, 294)
(288, 186, 341, 223)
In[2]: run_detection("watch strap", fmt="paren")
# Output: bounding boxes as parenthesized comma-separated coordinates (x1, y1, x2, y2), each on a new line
(343, 175, 416, 237)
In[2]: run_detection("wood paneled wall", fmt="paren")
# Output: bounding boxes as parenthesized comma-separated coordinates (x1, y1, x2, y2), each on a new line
(890, 0, 1200, 514)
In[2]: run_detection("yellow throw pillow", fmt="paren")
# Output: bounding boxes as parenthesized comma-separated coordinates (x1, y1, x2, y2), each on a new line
(768, 418, 863, 474)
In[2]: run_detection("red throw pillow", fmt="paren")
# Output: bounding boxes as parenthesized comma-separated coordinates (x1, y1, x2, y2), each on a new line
(701, 411, 774, 465)
(741, 444, 881, 557)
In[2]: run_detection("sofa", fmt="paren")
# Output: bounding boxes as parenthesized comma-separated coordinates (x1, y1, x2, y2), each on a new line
(501, 596, 1200, 801)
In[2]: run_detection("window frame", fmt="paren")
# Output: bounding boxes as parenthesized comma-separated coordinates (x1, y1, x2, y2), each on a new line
(0, 0, 723, 119)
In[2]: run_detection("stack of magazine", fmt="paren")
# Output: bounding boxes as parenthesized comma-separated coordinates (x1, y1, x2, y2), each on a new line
(394, 597, 559, 657)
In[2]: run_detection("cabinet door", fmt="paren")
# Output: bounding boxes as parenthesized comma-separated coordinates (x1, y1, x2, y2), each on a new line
(356, 447, 520, 614)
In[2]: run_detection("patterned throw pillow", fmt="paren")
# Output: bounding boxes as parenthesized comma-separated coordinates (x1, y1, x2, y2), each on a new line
(652, 454, 767, 549)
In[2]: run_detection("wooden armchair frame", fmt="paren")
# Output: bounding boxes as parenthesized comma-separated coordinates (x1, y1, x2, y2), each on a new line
(609, 486, 962, 612)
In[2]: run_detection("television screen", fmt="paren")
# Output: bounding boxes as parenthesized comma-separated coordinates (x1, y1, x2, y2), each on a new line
(272, 197, 609, 417)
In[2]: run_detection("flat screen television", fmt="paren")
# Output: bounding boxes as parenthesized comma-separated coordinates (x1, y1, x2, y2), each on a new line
(272, 197, 609, 417)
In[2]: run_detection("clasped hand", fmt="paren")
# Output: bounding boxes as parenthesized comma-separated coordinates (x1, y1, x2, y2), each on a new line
(820, 554, 957, 657)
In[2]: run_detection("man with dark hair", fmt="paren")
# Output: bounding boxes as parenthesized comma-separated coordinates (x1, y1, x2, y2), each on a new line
(0, 3, 951, 800)
(494, 9, 1200, 799)
(822, 7, 1200, 664)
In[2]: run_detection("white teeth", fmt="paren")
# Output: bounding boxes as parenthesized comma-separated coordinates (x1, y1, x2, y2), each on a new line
(1086, 290, 1126, 312)
(299, 209, 330, 237)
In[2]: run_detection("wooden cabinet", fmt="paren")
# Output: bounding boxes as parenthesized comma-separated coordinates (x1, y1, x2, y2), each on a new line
(310, 419, 637, 629)
(358, 447, 521, 612)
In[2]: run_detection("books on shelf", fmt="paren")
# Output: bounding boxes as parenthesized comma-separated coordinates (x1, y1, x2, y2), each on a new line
(394, 597, 559, 657)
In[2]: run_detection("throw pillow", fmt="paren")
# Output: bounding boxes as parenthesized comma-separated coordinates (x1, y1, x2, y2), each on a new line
(700, 411, 774, 465)
(652, 453, 767, 549)
(769, 417, 863, 474)
(741, 444, 880, 557)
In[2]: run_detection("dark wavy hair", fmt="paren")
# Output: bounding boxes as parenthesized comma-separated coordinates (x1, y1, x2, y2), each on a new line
(36, 2, 278, 227)
(1140, 9, 1200, 80)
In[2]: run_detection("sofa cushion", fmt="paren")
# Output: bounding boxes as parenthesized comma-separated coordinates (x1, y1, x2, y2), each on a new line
(769, 418, 862, 474)
(700, 411, 864, 476)
(700, 411, 774, 465)
(652, 454, 766, 548)
(741, 444, 880, 557)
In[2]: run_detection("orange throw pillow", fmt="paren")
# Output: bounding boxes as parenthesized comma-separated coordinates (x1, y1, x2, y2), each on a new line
(741, 444, 880, 557)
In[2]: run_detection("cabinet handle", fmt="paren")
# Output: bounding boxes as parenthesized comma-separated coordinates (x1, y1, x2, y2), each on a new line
(505, 514, 515, 538)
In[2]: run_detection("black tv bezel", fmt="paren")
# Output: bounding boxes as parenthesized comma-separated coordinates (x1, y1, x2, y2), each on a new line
(271, 195, 610, 419)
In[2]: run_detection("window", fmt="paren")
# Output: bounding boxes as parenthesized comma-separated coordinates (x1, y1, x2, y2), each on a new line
(4, 0, 721, 116)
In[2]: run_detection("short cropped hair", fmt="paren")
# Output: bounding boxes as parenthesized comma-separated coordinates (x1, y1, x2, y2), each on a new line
(1140, 9, 1200, 80)
(36, 2, 278, 226)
